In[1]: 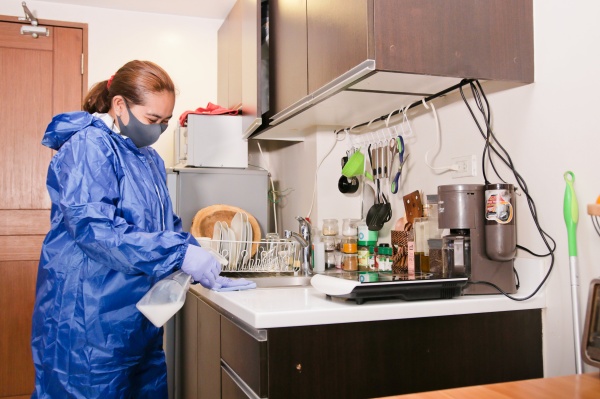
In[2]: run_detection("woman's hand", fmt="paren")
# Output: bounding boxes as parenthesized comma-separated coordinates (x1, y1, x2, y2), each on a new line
(181, 245, 221, 288)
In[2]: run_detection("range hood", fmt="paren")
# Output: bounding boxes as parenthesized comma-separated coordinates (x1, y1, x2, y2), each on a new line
(252, 60, 461, 141)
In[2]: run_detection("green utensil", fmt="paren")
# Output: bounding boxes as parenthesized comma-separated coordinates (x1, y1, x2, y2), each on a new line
(563, 171, 579, 256)
(563, 170, 583, 374)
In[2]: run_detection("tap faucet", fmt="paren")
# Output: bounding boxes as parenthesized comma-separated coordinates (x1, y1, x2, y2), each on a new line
(283, 216, 312, 275)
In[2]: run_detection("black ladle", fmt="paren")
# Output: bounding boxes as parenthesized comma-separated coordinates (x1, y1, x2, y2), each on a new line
(365, 144, 392, 231)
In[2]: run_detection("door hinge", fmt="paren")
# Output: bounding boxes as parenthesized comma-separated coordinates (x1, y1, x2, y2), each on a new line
(81, 53, 84, 75)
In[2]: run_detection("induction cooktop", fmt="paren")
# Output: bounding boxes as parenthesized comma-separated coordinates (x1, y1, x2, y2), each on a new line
(311, 272, 468, 304)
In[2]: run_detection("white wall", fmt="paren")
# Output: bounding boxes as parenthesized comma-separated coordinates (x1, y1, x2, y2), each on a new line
(261, 0, 600, 377)
(0, 0, 221, 166)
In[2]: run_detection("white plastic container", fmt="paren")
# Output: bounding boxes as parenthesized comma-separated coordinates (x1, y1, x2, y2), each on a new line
(136, 248, 228, 327)
(313, 240, 326, 273)
(136, 270, 192, 328)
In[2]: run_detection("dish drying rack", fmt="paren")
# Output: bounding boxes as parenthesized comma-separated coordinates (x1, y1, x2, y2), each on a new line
(204, 238, 302, 272)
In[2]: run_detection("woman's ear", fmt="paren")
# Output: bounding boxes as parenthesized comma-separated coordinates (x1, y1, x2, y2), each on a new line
(112, 95, 126, 118)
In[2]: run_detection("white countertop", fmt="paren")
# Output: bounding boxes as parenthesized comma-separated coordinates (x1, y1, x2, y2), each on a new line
(190, 258, 546, 330)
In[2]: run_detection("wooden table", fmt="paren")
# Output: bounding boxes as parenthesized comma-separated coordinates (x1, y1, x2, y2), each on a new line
(381, 373, 600, 399)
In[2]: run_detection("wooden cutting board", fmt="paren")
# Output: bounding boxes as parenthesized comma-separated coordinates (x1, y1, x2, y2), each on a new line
(190, 204, 262, 254)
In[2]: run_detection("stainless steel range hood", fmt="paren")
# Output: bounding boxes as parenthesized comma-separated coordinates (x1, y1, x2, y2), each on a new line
(253, 60, 461, 141)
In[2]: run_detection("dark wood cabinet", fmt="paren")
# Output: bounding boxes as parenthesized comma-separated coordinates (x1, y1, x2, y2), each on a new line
(269, 0, 308, 115)
(267, 310, 543, 398)
(267, 0, 534, 127)
(306, 0, 370, 94)
(179, 290, 543, 399)
(372, 0, 534, 82)
(217, 0, 265, 137)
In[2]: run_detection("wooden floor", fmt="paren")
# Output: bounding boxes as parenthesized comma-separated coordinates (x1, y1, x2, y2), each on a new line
(381, 373, 600, 399)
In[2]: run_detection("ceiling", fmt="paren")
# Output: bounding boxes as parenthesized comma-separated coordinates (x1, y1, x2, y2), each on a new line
(36, 0, 237, 20)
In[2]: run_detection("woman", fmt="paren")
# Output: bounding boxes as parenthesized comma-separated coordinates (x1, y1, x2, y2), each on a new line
(31, 60, 226, 398)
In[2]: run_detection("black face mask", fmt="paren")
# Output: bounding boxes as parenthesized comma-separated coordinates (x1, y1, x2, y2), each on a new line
(116, 103, 168, 148)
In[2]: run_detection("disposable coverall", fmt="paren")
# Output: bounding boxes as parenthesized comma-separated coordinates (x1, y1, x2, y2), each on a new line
(31, 111, 195, 398)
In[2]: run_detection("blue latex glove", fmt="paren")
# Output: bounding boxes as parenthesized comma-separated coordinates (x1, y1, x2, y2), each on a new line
(181, 244, 221, 288)
(211, 276, 256, 292)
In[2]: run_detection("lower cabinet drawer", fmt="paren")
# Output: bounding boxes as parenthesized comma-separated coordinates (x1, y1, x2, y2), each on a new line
(220, 316, 268, 397)
(221, 362, 259, 399)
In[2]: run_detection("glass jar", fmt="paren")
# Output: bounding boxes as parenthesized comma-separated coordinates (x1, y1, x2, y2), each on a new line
(357, 221, 378, 243)
(367, 245, 377, 271)
(342, 253, 358, 271)
(424, 194, 442, 239)
(442, 233, 471, 278)
(357, 241, 370, 271)
(322, 219, 339, 236)
(428, 238, 443, 276)
(341, 237, 357, 254)
(265, 232, 280, 253)
(325, 251, 337, 270)
(323, 235, 337, 252)
(377, 244, 393, 272)
(342, 218, 360, 236)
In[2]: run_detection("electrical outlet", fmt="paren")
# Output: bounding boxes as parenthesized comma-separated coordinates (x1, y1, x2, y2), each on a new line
(452, 155, 477, 178)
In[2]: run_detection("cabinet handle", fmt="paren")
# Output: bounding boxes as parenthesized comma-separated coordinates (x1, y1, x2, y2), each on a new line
(221, 360, 262, 399)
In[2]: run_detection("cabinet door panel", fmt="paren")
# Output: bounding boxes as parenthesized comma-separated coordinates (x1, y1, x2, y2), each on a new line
(221, 366, 253, 399)
(228, 1, 243, 108)
(179, 292, 198, 399)
(374, 0, 534, 82)
(221, 317, 268, 397)
(217, 15, 231, 107)
(267, 310, 542, 398)
(197, 298, 221, 399)
(269, 0, 308, 115)
(306, 0, 370, 93)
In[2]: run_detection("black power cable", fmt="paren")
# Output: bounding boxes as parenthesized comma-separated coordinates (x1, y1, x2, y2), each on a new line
(459, 80, 557, 301)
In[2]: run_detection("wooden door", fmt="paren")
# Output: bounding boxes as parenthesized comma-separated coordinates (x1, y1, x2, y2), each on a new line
(0, 16, 86, 399)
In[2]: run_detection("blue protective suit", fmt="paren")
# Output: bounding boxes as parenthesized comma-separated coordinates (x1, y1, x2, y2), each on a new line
(31, 111, 196, 398)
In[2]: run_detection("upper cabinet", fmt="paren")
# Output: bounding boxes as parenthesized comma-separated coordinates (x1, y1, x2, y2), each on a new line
(269, 0, 308, 115)
(257, 0, 533, 140)
(218, 0, 265, 138)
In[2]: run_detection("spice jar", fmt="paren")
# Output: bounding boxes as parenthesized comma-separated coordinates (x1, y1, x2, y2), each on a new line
(358, 242, 370, 271)
(342, 253, 358, 271)
(341, 237, 357, 254)
(322, 235, 337, 252)
(322, 219, 339, 236)
(342, 218, 360, 236)
(357, 221, 378, 244)
(325, 251, 337, 270)
(368, 245, 377, 271)
(376, 244, 393, 272)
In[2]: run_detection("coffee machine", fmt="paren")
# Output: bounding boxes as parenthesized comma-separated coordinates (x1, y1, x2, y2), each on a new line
(437, 184, 517, 295)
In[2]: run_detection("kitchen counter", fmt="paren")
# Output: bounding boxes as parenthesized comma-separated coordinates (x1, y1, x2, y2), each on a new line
(190, 257, 545, 329)
(181, 257, 546, 398)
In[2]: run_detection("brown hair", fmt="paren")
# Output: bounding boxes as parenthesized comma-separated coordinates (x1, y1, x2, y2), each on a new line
(83, 60, 175, 113)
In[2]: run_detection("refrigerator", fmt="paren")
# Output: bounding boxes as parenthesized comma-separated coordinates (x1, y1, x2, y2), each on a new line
(164, 166, 270, 399)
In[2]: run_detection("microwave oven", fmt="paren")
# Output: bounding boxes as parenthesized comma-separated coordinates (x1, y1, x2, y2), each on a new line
(176, 114, 248, 168)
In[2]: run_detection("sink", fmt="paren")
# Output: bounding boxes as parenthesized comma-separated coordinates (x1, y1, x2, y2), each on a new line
(221, 272, 312, 288)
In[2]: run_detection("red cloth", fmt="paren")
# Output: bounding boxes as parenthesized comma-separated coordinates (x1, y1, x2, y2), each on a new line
(178, 102, 240, 127)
